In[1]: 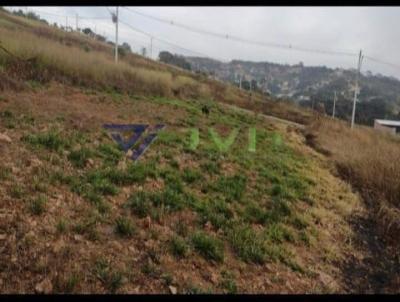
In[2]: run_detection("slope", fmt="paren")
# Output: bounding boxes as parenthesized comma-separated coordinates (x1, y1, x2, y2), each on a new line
(0, 9, 395, 294)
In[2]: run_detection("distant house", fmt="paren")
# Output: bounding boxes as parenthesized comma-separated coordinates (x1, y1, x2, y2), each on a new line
(374, 119, 400, 134)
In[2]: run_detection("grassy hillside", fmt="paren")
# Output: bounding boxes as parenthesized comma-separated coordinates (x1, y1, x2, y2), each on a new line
(0, 9, 398, 294)
(0, 9, 312, 125)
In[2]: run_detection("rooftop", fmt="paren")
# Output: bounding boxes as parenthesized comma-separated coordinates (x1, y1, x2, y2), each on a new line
(375, 119, 400, 127)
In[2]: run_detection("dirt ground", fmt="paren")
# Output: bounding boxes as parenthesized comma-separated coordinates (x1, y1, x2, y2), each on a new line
(0, 83, 398, 293)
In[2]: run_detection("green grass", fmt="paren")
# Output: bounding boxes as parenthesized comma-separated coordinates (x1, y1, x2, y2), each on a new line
(22, 130, 71, 152)
(170, 236, 190, 258)
(68, 147, 93, 168)
(128, 191, 152, 218)
(0, 165, 12, 181)
(191, 231, 224, 263)
(114, 217, 135, 237)
(96, 143, 124, 165)
(265, 223, 295, 244)
(228, 225, 267, 264)
(182, 168, 203, 184)
(58, 273, 80, 293)
(219, 271, 237, 294)
(94, 259, 124, 293)
(200, 161, 221, 175)
(9, 184, 25, 199)
(29, 195, 47, 215)
(213, 174, 247, 202)
(56, 218, 68, 234)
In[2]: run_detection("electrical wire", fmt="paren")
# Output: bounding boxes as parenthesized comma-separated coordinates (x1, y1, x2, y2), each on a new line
(122, 7, 358, 57)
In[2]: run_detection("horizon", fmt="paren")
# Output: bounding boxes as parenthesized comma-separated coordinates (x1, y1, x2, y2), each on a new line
(4, 6, 400, 81)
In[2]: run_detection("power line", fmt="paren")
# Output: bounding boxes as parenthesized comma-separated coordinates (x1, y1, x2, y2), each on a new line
(119, 18, 226, 61)
(364, 55, 400, 71)
(122, 7, 358, 58)
(22, 7, 109, 20)
(8, 7, 400, 76)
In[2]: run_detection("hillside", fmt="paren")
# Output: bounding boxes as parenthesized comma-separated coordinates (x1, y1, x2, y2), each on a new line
(0, 9, 399, 294)
(175, 55, 400, 126)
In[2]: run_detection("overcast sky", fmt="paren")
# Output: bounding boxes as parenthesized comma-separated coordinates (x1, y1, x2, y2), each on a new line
(6, 6, 400, 79)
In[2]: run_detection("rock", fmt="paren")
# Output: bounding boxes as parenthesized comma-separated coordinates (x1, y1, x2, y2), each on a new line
(35, 278, 53, 294)
(168, 285, 177, 294)
(0, 133, 11, 143)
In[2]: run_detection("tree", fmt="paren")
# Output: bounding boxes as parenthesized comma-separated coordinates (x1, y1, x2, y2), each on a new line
(159, 51, 174, 63)
(82, 27, 94, 36)
(158, 51, 191, 71)
(121, 42, 132, 53)
(26, 12, 40, 21)
(13, 9, 24, 17)
(95, 34, 106, 42)
(141, 47, 147, 57)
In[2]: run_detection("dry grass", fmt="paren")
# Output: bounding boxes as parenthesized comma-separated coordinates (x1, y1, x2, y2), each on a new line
(305, 117, 400, 242)
(0, 10, 311, 125)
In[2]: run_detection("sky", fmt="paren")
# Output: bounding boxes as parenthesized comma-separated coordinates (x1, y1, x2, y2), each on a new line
(5, 6, 400, 79)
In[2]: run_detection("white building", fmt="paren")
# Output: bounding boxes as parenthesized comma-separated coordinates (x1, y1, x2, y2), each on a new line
(374, 119, 400, 135)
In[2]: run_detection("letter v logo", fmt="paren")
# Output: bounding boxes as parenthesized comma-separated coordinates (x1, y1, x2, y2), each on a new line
(103, 124, 165, 161)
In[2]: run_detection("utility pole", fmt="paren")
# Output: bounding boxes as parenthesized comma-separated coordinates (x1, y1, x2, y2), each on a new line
(113, 6, 119, 63)
(332, 91, 337, 118)
(150, 37, 153, 59)
(66, 16, 68, 30)
(351, 50, 364, 129)
(239, 75, 242, 90)
(75, 14, 78, 32)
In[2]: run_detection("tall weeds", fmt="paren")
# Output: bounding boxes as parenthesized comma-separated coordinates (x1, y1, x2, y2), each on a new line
(306, 117, 400, 242)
